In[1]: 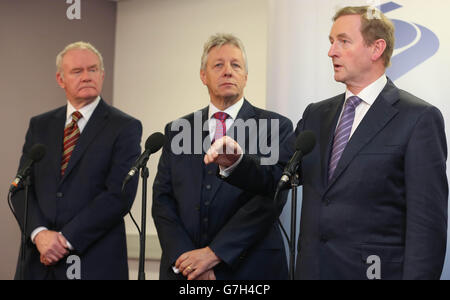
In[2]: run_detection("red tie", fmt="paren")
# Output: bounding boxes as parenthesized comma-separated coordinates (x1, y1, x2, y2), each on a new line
(61, 111, 83, 176)
(212, 112, 230, 143)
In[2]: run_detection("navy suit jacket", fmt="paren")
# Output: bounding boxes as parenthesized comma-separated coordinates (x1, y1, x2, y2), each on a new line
(11, 99, 142, 280)
(152, 99, 293, 280)
(226, 80, 448, 279)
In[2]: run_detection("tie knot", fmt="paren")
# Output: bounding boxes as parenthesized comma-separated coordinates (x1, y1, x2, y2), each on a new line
(213, 112, 230, 122)
(72, 111, 83, 122)
(346, 96, 362, 110)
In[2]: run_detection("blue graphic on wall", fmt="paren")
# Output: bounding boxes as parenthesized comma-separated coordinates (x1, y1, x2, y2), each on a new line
(379, 2, 440, 81)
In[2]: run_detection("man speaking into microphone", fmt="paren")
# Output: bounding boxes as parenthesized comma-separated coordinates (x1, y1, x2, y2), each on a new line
(206, 6, 448, 280)
(10, 41, 142, 280)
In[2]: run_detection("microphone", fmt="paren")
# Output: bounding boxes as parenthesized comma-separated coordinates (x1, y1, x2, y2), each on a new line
(277, 130, 316, 190)
(10, 144, 46, 193)
(122, 132, 165, 188)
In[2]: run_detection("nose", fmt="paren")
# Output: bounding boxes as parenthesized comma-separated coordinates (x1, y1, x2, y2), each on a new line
(81, 70, 92, 82)
(328, 42, 338, 58)
(222, 62, 232, 77)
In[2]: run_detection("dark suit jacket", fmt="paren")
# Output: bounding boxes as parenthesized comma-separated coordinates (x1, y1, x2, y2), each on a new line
(152, 99, 293, 280)
(11, 99, 142, 280)
(226, 80, 448, 279)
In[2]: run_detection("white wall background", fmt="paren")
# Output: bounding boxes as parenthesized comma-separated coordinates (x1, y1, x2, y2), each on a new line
(113, 0, 269, 243)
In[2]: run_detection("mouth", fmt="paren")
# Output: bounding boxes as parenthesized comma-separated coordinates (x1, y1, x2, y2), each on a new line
(79, 86, 96, 91)
(333, 63, 343, 71)
(220, 82, 236, 88)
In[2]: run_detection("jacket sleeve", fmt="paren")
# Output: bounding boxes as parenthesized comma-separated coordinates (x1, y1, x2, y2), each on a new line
(152, 123, 197, 268)
(61, 118, 143, 254)
(403, 106, 448, 279)
(210, 116, 294, 267)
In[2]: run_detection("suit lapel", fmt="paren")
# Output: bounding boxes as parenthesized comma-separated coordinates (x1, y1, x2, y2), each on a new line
(326, 80, 400, 190)
(320, 95, 345, 189)
(188, 107, 210, 206)
(209, 99, 256, 201)
(48, 106, 67, 182)
(60, 99, 109, 183)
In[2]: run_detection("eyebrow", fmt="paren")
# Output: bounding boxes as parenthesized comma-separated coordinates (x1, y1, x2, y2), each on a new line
(330, 33, 352, 41)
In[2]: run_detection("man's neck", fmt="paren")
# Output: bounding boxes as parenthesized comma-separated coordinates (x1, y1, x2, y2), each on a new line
(346, 68, 385, 95)
(68, 97, 98, 110)
(210, 96, 242, 111)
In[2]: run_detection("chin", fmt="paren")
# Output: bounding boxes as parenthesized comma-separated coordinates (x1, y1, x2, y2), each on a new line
(334, 74, 346, 84)
(78, 92, 99, 99)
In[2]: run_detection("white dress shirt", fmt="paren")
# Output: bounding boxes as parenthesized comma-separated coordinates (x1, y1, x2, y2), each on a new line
(30, 97, 101, 249)
(208, 97, 244, 142)
(338, 74, 387, 137)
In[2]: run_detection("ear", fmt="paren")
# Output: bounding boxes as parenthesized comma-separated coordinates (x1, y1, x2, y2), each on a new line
(200, 69, 207, 85)
(371, 39, 387, 62)
(56, 72, 65, 89)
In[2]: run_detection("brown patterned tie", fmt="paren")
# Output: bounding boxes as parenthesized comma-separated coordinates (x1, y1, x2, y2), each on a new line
(61, 111, 83, 176)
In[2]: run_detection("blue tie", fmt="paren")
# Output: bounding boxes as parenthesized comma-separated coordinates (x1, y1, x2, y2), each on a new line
(328, 96, 362, 181)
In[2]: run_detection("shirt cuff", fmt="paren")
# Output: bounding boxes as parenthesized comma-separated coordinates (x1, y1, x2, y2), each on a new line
(31, 227, 48, 244)
(59, 232, 74, 251)
(219, 154, 243, 178)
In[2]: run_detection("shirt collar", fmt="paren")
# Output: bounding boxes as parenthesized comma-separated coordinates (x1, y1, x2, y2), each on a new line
(66, 96, 101, 122)
(208, 97, 244, 121)
(345, 74, 387, 106)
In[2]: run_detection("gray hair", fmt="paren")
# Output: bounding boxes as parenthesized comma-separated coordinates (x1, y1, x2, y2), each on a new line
(200, 33, 248, 73)
(56, 41, 104, 76)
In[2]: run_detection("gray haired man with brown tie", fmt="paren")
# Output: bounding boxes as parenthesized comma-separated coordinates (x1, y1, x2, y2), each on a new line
(10, 41, 142, 280)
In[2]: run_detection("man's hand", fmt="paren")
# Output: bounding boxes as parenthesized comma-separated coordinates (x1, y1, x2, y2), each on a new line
(35, 230, 69, 266)
(195, 269, 216, 280)
(175, 247, 221, 280)
(204, 136, 242, 168)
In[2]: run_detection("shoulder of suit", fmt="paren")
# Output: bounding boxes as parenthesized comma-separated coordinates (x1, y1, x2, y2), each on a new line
(165, 108, 206, 129)
(396, 89, 436, 110)
(244, 101, 292, 125)
(306, 93, 345, 113)
(30, 105, 66, 123)
(101, 100, 141, 124)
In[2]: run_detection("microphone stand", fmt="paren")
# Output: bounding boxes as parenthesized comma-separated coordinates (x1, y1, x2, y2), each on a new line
(288, 173, 299, 281)
(20, 176, 31, 280)
(138, 166, 149, 280)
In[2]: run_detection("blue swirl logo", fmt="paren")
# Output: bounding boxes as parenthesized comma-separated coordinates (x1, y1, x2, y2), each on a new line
(380, 2, 440, 80)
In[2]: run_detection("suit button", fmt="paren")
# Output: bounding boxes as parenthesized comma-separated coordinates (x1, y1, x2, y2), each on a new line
(207, 170, 213, 175)
(56, 192, 63, 198)
(204, 201, 210, 206)
(203, 218, 208, 223)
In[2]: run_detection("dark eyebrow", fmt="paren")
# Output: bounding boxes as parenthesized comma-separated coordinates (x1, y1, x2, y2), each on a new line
(329, 33, 352, 41)
(336, 33, 352, 40)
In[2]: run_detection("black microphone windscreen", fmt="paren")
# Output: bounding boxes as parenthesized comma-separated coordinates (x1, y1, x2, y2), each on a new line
(295, 130, 316, 155)
(145, 132, 165, 154)
(29, 144, 46, 162)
